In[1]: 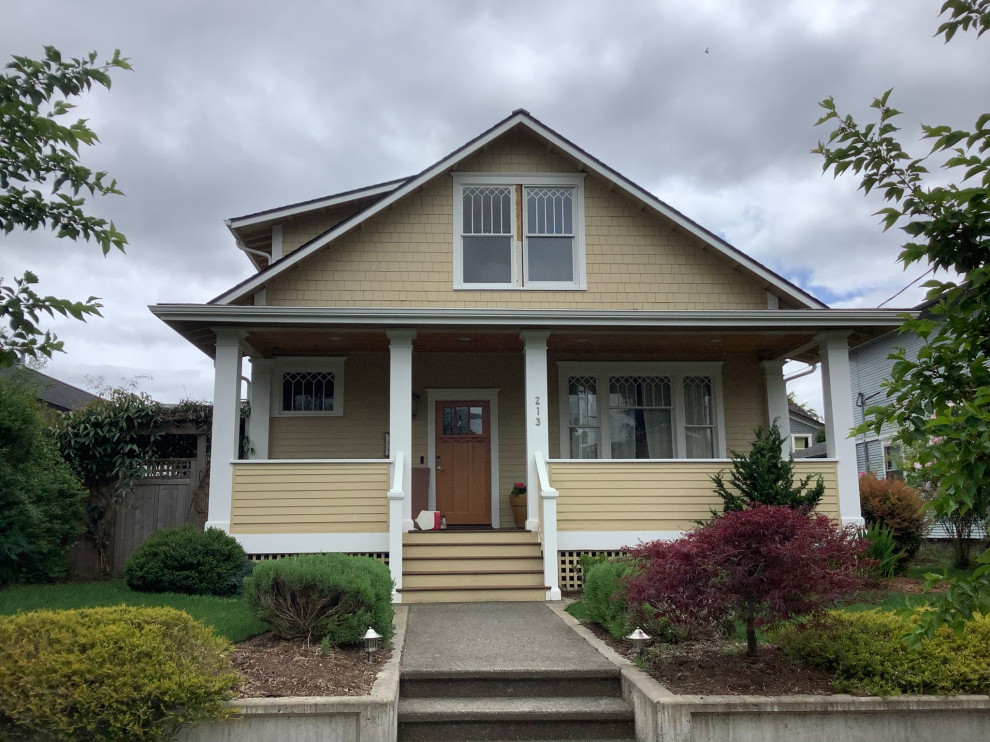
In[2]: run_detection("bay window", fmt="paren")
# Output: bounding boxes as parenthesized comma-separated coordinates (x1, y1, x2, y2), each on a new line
(453, 174, 586, 290)
(558, 363, 724, 459)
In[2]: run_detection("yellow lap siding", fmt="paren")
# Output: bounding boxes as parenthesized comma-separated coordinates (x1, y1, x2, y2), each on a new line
(551, 460, 840, 532)
(230, 462, 389, 534)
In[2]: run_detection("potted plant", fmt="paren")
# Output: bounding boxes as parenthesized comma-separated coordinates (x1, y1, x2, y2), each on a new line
(509, 482, 526, 529)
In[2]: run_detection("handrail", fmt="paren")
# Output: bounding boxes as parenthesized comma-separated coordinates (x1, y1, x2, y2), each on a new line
(535, 451, 555, 497)
(389, 450, 405, 496)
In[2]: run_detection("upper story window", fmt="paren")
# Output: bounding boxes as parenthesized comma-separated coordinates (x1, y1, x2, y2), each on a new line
(453, 174, 586, 290)
(270, 357, 345, 417)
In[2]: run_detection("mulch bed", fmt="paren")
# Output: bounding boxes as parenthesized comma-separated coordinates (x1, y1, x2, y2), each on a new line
(232, 633, 390, 698)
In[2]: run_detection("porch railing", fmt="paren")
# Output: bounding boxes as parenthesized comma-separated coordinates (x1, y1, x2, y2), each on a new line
(229, 459, 391, 535)
(387, 451, 405, 601)
(534, 451, 561, 600)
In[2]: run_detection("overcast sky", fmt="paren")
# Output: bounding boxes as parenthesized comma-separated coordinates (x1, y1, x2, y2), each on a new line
(2, 0, 988, 414)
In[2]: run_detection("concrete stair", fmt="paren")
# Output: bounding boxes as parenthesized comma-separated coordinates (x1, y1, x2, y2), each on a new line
(399, 530, 548, 603)
(398, 669, 635, 741)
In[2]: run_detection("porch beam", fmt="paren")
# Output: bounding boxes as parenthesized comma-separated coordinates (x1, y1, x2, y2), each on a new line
(207, 328, 245, 532)
(819, 332, 862, 526)
(762, 360, 791, 455)
(521, 331, 551, 532)
(387, 329, 416, 532)
(247, 359, 272, 459)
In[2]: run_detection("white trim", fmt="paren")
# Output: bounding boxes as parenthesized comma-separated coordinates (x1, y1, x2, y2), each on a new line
(547, 457, 839, 464)
(247, 359, 272, 459)
(452, 173, 587, 291)
(387, 330, 415, 532)
(234, 458, 392, 465)
(211, 112, 825, 307)
(233, 532, 389, 554)
(426, 388, 500, 529)
(153, 304, 909, 331)
(269, 357, 346, 417)
(271, 224, 283, 261)
(207, 329, 244, 533)
(558, 530, 684, 550)
(819, 332, 862, 525)
(556, 361, 726, 460)
(225, 180, 405, 229)
(522, 332, 551, 531)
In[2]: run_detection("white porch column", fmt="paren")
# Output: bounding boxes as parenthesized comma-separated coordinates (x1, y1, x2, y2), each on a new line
(762, 360, 791, 455)
(521, 331, 550, 532)
(207, 329, 244, 532)
(246, 359, 272, 459)
(387, 329, 416, 531)
(819, 332, 862, 526)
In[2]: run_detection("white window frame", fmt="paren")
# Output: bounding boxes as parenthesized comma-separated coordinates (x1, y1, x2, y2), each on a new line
(556, 362, 726, 460)
(792, 433, 813, 450)
(452, 173, 586, 291)
(270, 357, 346, 417)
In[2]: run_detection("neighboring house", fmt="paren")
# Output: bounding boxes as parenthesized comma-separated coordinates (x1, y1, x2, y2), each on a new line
(0, 366, 99, 411)
(849, 301, 929, 480)
(152, 110, 903, 602)
(789, 402, 826, 459)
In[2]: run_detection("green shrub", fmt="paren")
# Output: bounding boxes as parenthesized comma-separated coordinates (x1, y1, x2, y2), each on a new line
(582, 558, 632, 638)
(774, 609, 990, 696)
(125, 525, 249, 597)
(860, 522, 905, 579)
(859, 473, 928, 569)
(0, 605, 237, 741)
(0, 377, 85, 587)
(243, 553, 393, 646)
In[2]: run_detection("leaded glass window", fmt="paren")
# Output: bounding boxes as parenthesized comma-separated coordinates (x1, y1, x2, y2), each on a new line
(461, 185, 513, 284)
(683, 376, 715, 458)
(282, 371, 334, 412)
(525, 187, 575, 282)
(567, 376, 599, 459)
(608, 376, 673, 459)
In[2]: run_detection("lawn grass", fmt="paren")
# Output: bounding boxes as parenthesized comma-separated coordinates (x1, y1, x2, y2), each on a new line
(0, 581, 266, 643)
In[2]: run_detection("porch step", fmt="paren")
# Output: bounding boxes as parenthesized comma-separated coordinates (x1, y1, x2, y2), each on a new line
(400, 530, 546, 602)
(403, 570, 544, 588)
(398, 670, 634, 741)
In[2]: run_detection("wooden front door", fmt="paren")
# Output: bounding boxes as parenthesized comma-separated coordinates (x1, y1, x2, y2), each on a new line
(435, 400, 491, 525)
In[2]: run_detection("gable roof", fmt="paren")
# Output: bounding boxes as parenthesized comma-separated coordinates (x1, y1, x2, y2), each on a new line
(211, 110, 826, 308)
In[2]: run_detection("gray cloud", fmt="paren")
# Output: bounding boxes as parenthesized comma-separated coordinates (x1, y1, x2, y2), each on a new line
(1, 0, 985, 408)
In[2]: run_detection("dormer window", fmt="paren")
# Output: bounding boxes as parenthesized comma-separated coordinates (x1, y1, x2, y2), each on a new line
(453, 174, 586, 290)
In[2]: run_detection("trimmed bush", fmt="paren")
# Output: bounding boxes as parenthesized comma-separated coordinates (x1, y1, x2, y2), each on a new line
(859, 473, 928, 569)
(243, 553, 393, 646)
(775, 609, 990, 696)
(125, 525, 249, 596)
(582, 558, 632, 638)
(0, 606, 237, 741)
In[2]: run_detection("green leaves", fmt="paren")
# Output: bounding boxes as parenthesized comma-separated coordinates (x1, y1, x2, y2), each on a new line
(1, 46, 131, 364)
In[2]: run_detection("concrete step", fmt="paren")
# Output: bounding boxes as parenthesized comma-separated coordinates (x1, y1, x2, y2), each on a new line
(400, 669, 622, 699)
(402, 570, 545, 589)
(398, 586, 548, 603)
(397, 696, 635, 741)
(404, 530, 537, 545)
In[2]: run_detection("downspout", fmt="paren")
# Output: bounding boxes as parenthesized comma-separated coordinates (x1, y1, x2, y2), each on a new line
(784, 361, 818, 383)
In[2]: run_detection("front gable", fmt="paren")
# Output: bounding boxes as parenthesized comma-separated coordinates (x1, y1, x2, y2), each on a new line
(223, 112, 820, 311)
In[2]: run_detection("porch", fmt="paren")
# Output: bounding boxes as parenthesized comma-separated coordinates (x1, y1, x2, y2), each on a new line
(159, 308, 899, 602)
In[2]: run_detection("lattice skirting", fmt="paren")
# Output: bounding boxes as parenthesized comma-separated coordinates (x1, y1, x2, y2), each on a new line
(558, 550, 628, 592)
(249, 552, 389, 566)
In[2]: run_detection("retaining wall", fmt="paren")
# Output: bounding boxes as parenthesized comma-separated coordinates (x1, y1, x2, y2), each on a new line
(179, 605, 407, 742)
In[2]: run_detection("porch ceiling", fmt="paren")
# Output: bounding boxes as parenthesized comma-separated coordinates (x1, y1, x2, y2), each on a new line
(237, 328, 829, 362)
(151, 305, 907, 363)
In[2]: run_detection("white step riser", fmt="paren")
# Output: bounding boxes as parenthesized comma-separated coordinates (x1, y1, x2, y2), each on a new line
(403, 572, 545, 589)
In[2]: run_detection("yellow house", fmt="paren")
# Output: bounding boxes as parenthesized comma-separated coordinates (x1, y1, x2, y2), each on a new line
(152, 110, 902, 603)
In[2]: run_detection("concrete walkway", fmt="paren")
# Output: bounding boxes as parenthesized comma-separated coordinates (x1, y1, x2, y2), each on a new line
(401, 602, 615, 675)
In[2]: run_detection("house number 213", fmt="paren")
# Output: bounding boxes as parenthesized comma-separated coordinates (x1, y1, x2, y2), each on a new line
(534, 396, 542, 426)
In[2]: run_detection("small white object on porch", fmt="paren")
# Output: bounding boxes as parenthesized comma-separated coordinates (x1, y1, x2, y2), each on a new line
(762, 359, 791, 455)
(819, 331, 863, 526)
(207, 328, 244, 532)
(521, 331, 551, 532)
